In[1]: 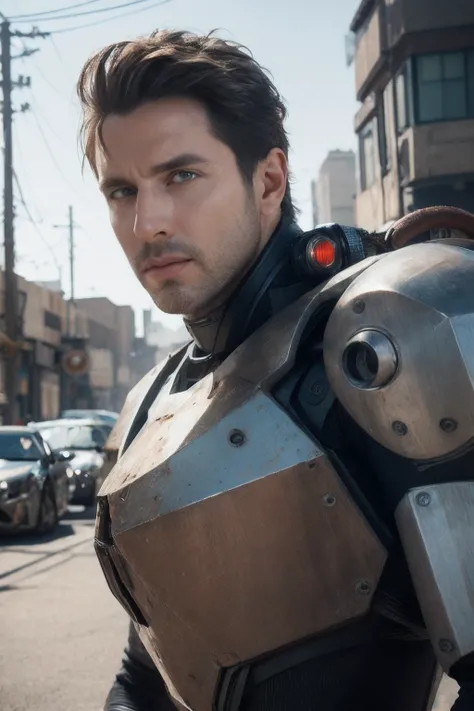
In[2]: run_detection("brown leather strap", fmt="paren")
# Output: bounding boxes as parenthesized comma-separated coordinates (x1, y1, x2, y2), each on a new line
(386, 207, 474, 249)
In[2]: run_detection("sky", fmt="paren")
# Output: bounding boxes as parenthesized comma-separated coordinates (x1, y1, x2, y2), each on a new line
(1, 0, 360, 331)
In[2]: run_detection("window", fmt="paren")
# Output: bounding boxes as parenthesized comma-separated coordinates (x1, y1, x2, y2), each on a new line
(44, 309, 61, 331)
(38, 424, 108, 451)
(468, 50, 474, 117)
(0, 432, 43, 462)
(359, 119, 377, 191)
(395, 69, 408, 131)
(415, 51, 474, 123)
(378, 94, 390, 174)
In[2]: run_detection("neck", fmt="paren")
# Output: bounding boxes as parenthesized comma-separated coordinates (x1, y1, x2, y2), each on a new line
(184, 218, 306, 360)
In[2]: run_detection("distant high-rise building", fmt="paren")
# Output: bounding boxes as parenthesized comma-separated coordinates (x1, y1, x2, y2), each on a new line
(312, 150, 356, 227)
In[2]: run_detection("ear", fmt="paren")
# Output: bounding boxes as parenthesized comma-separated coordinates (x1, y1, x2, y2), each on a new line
(254, 148, 288, 217)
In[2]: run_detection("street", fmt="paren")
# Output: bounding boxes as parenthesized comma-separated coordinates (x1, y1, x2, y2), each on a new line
(0, 505, 460, 711)
(0, 506, 128, 711)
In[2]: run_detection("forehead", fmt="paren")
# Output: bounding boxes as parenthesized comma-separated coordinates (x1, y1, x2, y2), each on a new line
(96, 97, 222, 175)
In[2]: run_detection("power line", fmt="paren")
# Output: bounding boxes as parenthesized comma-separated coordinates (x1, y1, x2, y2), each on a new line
(29, 95, 73, 149)
(12, 123, 43, 223)
(24, 110, 102, 251)
(13, 169, 63, 278)
(11, 0, 162, 23)
(24, 107, 103, 232)
(49, 33, 64, 62)
(28, 108, 85, 200)
(23, 110, 103, 258)
(49, 0, 170, 35)
(31, 55, 73, 102)
(10, 0, 108, 20)
(14, 33, 72, 102)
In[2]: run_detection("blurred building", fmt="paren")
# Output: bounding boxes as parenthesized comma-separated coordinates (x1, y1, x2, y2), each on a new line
(0, 270, 88, 423)
(349, 0, 474, 231)
(311, 150, 356, 227)
(120, 312, 190, 395)
(75, 297, 136, 412)
(0, 269, 164, 423)
(143, 310, 189, 364)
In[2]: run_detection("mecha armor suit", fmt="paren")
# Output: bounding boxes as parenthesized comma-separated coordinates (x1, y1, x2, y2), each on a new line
(97, 206, 474, 711)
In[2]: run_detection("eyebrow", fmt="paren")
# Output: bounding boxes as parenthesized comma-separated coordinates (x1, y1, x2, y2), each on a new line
(99, 153, 209, 193)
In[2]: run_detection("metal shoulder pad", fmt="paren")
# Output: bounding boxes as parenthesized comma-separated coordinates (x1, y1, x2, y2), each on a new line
(323, 240, 474, 673)
(396, 482, 474, 673)
(323, 241, 474, 460)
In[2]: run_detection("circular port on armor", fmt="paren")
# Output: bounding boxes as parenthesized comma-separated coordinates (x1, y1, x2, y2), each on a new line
(343, 330, 398, 390)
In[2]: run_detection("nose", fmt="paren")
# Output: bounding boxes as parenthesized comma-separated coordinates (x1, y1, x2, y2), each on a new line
(133, 187, 173, 243)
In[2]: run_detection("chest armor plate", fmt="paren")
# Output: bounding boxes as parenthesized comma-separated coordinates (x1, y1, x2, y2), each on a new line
(96, 262, 387, 711)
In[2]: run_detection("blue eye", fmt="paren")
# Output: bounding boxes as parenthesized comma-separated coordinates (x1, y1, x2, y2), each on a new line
(109, 187, 136, 200)
(171, 171, 198, 184)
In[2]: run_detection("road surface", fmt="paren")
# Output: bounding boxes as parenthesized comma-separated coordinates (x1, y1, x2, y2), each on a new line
(0, 506, 460, 711)
(0, 506, 128, 711)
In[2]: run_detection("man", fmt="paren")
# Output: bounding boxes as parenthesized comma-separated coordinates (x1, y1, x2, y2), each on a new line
(77, 30, 474, 711)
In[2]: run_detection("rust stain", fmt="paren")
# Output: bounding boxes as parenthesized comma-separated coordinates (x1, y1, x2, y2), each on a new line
(156, 463, 172, 478)
(156, 413, 174, 423)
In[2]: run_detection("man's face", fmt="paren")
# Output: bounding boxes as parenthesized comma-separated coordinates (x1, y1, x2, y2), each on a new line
(96, 97, 273, 319)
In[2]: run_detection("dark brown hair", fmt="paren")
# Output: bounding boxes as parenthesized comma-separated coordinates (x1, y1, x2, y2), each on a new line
(77, 29, 295, 219)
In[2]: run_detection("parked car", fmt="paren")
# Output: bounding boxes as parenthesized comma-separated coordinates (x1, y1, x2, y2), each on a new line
(33, 419, 111, 507)
(60, 409, 119, 426)
(0, 426, 72, 534)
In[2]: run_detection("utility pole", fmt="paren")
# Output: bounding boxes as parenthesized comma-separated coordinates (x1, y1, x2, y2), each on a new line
(54, 206, 77, 337)
(69, 205, 75, 332)
(0, 20, 48, 423)
(1, 20, 17, 424)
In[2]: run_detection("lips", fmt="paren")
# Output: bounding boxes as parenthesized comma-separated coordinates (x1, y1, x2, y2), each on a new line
(141, 256, 190, 273)
(140, 257, 192, 280)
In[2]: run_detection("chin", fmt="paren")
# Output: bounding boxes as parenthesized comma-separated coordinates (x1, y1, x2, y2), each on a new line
(151, 286, 200, 317)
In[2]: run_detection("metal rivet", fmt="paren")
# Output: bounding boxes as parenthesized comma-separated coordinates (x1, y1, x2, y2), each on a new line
(356, 581, 371, 595)
(323, 494, 336, 507)
(353, 299, 365, 314)
(416, 492, 431, 507)
(311, 382, 324, 397)
(392, 420, 408, 436)
(440, 418, 458, 433)
(228, 429, 246, 447)
(438, 639, 455, 654)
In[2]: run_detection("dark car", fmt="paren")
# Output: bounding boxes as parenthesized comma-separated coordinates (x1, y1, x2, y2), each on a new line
(60, 409, 119, 426)
(33, 419, 111, 507)
(0, 426, 72, 534)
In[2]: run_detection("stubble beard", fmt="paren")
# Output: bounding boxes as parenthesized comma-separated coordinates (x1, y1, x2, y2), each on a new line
(149, 205, 263, 320)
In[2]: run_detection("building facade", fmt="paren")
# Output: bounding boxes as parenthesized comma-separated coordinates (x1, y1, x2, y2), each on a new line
(75, 297, 136, 412)
(143, 311, 189, 365)
(312, 150, 356, 227)
(0, 272, 158, 423)
(0, 271, 89, 423)
(350, 0, 474, 231)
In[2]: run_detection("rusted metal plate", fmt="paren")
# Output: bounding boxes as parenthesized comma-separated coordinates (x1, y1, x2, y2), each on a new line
(99, 262, 388, 711)
(105, 386, 386, 711)
(120, 454, 386, 709)
(104, 362, 164, 455)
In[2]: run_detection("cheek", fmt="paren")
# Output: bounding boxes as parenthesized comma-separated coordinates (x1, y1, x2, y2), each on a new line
(177, 177, 247, 248)
(109, 206, 137, 258)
